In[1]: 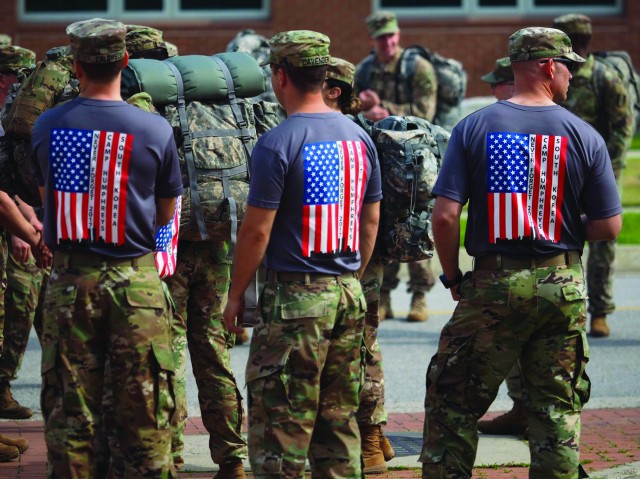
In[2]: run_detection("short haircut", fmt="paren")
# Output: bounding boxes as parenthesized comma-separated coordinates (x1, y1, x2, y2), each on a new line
(273, 63, 327, 94)
(78, 58, 125, 84)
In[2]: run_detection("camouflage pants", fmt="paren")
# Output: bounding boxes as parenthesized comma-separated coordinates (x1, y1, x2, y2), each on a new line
(41, 253, 176, 479)
(586, 240, 616, 317)
(420, 262, 590, 479)
(382, 258, 435, 294)
(357, 256, 388, 426)
(165, 240, 247, 465)
(246, 274, 366, 479)
(0, 246, 46, 382)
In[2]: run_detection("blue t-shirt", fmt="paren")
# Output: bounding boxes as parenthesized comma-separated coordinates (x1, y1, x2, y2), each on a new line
(248, 111, 382, 274)
(432, 101, 622, 258)
(32, 97, 183, 258)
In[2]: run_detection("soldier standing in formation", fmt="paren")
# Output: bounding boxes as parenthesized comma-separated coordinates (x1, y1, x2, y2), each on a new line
(552, 13, 634, 338)
(354, 11, 438, 324)
(0, 39, 38, 463)
(322, 56, 396, 474)
(475, 56, 529, 437)
(223, 30, 381, 478)
(420, 27, 621, 478)
(31, 18, 183, 477)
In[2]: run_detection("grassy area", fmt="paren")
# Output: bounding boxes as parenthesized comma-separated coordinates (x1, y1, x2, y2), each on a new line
(622, 153, 640, 206)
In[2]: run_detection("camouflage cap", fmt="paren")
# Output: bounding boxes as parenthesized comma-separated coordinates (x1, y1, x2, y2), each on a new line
(0, 45, 36, 73)
(125, 24, 167, 56)
(326, 57, 355, 87)
(66, 18, 126, 64)
(365, 11, 399, 38)
(165, 41, 178, 57)
(509, 27, 585, 63)
(0, 34, 11, 48)
(553, 13, 592, 36)
(265, 30, 330, 68)
(480, 57, 514, 84)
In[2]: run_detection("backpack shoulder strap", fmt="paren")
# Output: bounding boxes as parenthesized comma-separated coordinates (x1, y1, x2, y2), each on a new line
(164, 60, 209, 241)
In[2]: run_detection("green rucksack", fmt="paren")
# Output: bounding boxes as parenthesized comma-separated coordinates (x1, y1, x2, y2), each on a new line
(121, 52, 282, 245)
(358, 115, 449, 263)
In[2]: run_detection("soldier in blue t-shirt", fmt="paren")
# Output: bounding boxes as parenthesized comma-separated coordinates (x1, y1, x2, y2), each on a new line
(31, 18, 183, 478)
(223, 31, 382, 478)
(420, 28, 622, 479)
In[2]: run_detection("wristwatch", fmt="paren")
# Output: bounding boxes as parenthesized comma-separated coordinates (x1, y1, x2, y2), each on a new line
(439, 269, 463, 289)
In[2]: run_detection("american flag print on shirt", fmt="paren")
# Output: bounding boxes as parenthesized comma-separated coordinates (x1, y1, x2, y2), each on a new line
(154, 196, 182, 279)
(486, 131, 567, 243)
(302, 141, 368, 257)
(50, 128, 133, 245)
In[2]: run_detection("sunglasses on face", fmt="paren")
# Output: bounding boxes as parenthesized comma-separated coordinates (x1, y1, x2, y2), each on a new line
(539, 58, 575, 73)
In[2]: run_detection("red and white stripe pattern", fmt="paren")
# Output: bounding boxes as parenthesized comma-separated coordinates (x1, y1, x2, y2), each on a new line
(50, 128, 132, 245)
(154, 196, 182, 278)
(302, 140, 368, 256)
(486, 131, 567, 243)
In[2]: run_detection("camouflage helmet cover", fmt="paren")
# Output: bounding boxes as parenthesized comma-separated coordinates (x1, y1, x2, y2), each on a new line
(265, 30, 330, 68)
(509, 27, 585, 63)
(0, 45, 36, 73)
(480, 56, 514, 84)
(226, 29, 270, 65)
(0, 34, 11, 48)
(66, 18, 126, 64)
(326, 56, 355, 87)
(365, 11, 399, 38)
(552, 13, 592, 36)
(125, 24, 167, 56)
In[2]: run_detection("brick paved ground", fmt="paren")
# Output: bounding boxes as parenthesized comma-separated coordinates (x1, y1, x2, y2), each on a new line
(1, 408, 639, 478)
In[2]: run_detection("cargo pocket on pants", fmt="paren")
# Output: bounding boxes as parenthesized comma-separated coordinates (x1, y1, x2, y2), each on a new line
(40, 343, 62, 421)
(245, 343, 293, 476)
(151, 342, 176, 430)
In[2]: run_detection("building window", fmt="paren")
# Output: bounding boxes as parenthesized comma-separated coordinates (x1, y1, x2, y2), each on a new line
(376, 0, 622, 17)
(20, 0, 268, 21)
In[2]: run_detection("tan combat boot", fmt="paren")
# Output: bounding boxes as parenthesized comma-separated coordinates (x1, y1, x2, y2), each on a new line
(360, 424, 387, 474)
(0, 442, 19, 462)
(0, 381, 33, 419)
(406, 292, 428, 322)
(589, 315, 610, 338)
(379, 431, 395, 461)
(0, 433, 29, 454)
(214, 459, 246, 479)
(378, 289, 393, 320)
(477, 399, 527, 436)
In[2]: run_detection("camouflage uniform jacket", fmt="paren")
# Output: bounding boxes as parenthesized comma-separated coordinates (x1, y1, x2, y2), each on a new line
(559, 54, 633, 172)
(355, 48, 438, 121)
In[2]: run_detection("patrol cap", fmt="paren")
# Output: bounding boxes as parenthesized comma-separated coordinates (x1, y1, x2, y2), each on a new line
(0, 45, 36, 73)
(165, 41, 178, 57)
(365, 11, 399, 38)
(480, 57, 514, 84)
(264, 30, 330, 68)
(66, 18, 126, 64)
(0, 34, 11, 48)
(326, 57, 355, 87)
(125, 24, 167, 57)
(553, 13, 592, 36)
(509, 27, 585, 63)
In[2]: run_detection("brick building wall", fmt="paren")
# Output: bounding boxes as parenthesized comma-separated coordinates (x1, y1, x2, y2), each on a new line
(1, 0, 638, 97)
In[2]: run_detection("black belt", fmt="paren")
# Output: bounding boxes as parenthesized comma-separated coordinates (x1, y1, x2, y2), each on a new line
(266, 270, 358, 283)
(474, 251, 581, 271)
(53, 251, 155, 268)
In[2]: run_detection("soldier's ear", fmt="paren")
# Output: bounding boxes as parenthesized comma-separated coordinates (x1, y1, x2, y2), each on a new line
(122, 51, 129, 69)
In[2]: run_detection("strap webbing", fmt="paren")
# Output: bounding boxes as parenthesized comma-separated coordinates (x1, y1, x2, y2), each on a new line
(164, 60, 209, 241)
